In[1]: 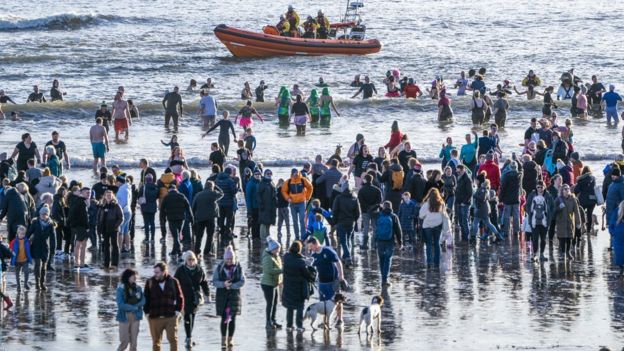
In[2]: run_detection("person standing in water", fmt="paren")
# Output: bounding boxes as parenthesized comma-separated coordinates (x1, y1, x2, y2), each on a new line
(276, 86, 292, 125)
(90, 118, 109, 175)
(235, 100, 264, 130)
(306, 89, 321, 123)
(50, 79, 66, 102)
(96, 101, 112, 133)
(255, 81, 268, 103)
(352, 76, 377, 99)
(603, 84, 622, 126)
(163, 86, 183, 130)
(199, 89, 218, 130)
(111, 91, 131, 143)
(438, 89, 453, 122)
(290, 95, 310, 136)
(241, 82, 253, 100)
(454, 71, 469, 96)
(26, 85, 46, 103)
(203, 111, 237, 156)
(319, 87, 340, 125)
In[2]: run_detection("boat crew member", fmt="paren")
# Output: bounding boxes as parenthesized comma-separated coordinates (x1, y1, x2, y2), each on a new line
(316, 10, 330, 39)
(303, 16, 318, 38)
(276, 15, 290, 36)
(285, 5, 300, 37)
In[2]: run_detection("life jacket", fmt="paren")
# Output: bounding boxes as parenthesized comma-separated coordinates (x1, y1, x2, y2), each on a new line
(316, 15, 329, 29)
(303, 20, 317, 33)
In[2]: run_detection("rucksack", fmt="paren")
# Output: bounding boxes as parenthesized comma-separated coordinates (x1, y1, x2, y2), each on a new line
(375, 212, 393, 241)
(391, 170, 404, 191)
(544, 150, 556, 175)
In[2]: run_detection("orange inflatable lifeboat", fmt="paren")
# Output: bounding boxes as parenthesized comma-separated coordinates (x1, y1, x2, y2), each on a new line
(213, 24, 382, 58)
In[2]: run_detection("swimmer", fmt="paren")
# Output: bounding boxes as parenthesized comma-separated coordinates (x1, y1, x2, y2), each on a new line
(235, 100, 264, 129)
(203, 111, 237, 156)
(438, 89, 453, 122)
(26, 85, 46, 103)
(89, 117, 109, 175)
(241, 82, 253, 100)
(162, 86, 183, 130)
(383, 75, 400, 98)
(319, 87, 340, 124)
(307, 89, 321, 123)
(513, 84, 542, 100)
(276, 86, 292, 124)
(50, 79, 66, 102)
(111, 91, 131, 143)
(199, 89, 218, 130)
(0, 90, 16, 104)
(128, 99, 140, 121)
(291, 94, 310, 136)
(187, 79, 197, 92)
(160, 135, 179, 151)
(404, 78, 423, 99)
(454, 71, 469, 96)
(95, 101, 112, 133)
(290, 84, 304, 99)
(351, 75, 362, 88)
(255, 81, 268, 103)
(316, 77, 328, 88)
(352, 76, 377, 99)
(200, 78, 215, 90)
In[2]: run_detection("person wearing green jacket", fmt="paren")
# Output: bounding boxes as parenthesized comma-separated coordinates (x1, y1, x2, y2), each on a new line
(261, 237, 283, 330)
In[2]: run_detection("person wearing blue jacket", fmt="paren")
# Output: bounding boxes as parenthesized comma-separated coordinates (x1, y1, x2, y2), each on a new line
(607, 167, 624, 249)
(245, 168, 261, 239)
(215, 168, 238, 242)
(10, 225, 32, 292)
(116, 268, 145, 351)
(178, 171, 195, 250)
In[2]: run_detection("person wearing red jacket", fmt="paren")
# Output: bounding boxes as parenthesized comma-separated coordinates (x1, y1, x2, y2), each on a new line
(478, 152, 501, 191)
(384, 121, 404, 151)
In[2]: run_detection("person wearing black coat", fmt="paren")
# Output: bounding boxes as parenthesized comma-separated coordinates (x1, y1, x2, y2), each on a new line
(381, 160, 404, 214)
(50, 187, 67, 268)
(257, 170, 277, 242)
(500, 163, 523, 237)
(281, 241, 314, 332)
(358, 174, 382, 249)
(139, 159, 157, 186)
(215, 169, 238, 239)
(27, 206, 56, 290)
(574, 167, 598, 233)
(161, 186, 193, 257)
(192, 181, 223, 256)
(454, 165, 473, 241)
(332, 183, 361, 265)
(174, 251, 210, 348)
(138, 175, 159, 243)
(97, 190, 124, 268)
(67, 187, 90, 269)
(521, 155, 540, 195)
(551, 133, 569, 163)
(0, 183, 35, 242)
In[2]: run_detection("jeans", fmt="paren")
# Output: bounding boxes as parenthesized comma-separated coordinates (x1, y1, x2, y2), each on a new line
(194, 219, 215, 254)
(143, 212, 156, 241)
(286, 306, 304, 329)
(559, 237, 572, 256)
(337, 223, 354, 261)
(249, 208, 260, 239)
(277, 207, 291, 241)
(289, 202, 306, 240)
(361, 212, 377, 248)
(159, 212, 168, 239)
(182, 215, 192, 251)
(423, 226, 442, 266)
(102, 230, 119, 267)
(121, 208, 132, 236)
(471, 216, 500, 239)
(33, 258, 47, 286)
(261, 284, 278, 323)
(583, 204, 596, 233)
(184, 312, 196, 339)
(456, 203, 470, 240)
(169, 220, 184, 255)
(502, 204, 521, 236)
(445, 195, 455, 221)
(89, 224, 98, 248)
(606, 106, 619, 125)
(377, 240, 394, 283)
(531, 224, 547, 256)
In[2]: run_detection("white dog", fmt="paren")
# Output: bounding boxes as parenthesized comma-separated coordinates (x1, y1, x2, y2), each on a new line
(357, 295, 384, 336)
(303, 293, 345, 330)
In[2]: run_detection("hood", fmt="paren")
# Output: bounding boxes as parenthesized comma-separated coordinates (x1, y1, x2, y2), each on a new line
(160, 173, 175, 183)
(381, 208, 393, 215)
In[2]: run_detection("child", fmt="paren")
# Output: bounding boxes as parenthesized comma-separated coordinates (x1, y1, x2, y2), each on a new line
(276, 179, 291, 244)
(303, 213, 330, 246)
(243, 128, 257, 153)
(306, 199, 331, 226)
(160, 135, 179, 151)
(10, 225, 32, 292)
(398, 192, 418, 246)
(0, 233, 13, 309)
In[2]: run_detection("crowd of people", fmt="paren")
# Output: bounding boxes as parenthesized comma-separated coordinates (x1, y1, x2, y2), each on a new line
(2, 67, 624, 350)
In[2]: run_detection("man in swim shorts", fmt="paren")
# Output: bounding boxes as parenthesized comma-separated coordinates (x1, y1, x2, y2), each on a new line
(90, 118, 109, 175)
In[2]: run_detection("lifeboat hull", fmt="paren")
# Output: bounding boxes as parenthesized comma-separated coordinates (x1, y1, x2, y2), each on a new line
(214, 24, 381, 58)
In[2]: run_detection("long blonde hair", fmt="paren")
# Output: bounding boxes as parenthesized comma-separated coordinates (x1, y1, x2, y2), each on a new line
(424, 188, 444, 213)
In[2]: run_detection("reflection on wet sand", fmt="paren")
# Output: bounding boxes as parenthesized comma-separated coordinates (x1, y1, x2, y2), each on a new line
(1, 213, 623, 350)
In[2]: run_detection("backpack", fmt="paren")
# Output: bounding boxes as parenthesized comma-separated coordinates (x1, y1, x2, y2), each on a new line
(543, 150, 556, 175)
(375, 212, 393, 241)
(391, 170, 404, 191)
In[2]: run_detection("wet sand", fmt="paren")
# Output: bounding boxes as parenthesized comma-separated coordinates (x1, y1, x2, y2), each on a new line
(1, 167, 623, 351)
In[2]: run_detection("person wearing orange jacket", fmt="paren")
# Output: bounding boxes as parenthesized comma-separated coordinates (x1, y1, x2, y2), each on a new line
(281, 168, 313, 240)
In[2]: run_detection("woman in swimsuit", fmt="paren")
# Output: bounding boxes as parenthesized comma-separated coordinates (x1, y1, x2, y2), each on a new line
(235, 100, 264, 129)
(319, 87, 340, 125)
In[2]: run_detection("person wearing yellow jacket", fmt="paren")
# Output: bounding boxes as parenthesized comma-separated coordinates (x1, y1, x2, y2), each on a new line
(281, 168, 313, 240)
(316, 10, 330, 39)
(276, 15, 290, 36)
(302, 16, 318, 38)
(285, 5, 300, 37)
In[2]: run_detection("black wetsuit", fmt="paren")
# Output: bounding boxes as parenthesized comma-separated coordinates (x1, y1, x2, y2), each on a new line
(50, 87, 63, 102)
(206, 119, 236, 156)
(27, 92, 46, 103)
(357, 83, 377, 99)
(0, 96, 16, 104)
(255, 85, 268, 102)
(96, 109, 112, 132)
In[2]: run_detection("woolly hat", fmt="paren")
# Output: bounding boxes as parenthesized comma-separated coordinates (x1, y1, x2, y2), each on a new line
(223, 245, 236, 262)
(39, 205, 50, 216)
(266, 237, 281, 252)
